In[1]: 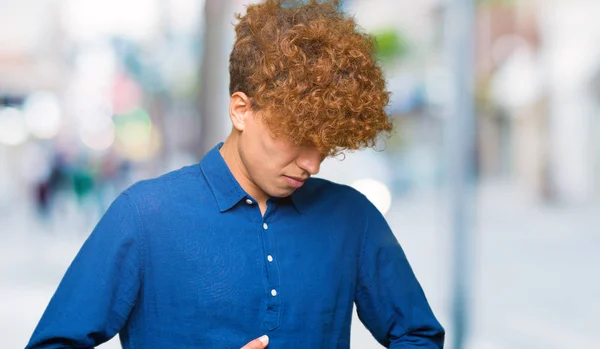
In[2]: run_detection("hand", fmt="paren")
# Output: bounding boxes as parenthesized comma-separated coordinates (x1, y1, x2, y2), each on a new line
(241, 335, 269, 348)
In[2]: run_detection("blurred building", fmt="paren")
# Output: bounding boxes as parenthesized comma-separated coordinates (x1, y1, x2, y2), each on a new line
(476, 0, 600, 203)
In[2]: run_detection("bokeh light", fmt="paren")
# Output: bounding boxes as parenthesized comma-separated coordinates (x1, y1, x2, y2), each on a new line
(79, 119, 116, 151)
(114, 108, 160, 160)
(22, 92, 63, 139)
(0, 107, 29, 146)
(351, 178, 393, 215)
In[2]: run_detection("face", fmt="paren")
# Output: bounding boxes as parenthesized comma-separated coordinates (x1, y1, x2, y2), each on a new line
(237, 108, 326, 199)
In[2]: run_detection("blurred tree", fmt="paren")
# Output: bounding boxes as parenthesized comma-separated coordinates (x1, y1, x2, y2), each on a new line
(373, 29, 410, 63)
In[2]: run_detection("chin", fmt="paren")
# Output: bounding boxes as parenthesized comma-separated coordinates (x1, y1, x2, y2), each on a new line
(270, 187, 295, 198)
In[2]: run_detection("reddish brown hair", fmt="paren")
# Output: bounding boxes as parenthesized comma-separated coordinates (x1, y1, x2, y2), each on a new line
(229, 0, 392, 156)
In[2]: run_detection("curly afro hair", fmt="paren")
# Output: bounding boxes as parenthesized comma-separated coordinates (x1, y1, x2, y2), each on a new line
(229, 0, 392, 156)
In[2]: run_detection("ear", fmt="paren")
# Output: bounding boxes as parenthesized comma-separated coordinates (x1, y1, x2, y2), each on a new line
(229, 92, 253, 131)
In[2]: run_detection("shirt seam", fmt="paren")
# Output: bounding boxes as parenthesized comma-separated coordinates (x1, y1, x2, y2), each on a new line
(162, 165, 199, 181)
(355, 207, 370, 300)
(122, 190, 145, 349)
(122, 190, 146, 279)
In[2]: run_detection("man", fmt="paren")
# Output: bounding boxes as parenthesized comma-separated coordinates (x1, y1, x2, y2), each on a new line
(26, 0, 444, 348)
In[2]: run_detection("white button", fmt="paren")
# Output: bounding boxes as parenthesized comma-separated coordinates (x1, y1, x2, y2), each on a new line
(267, 255, 273, 262)
(263, 223, 268, 230)
(245, 199, 253, 205)
(271, 289, 277, 297)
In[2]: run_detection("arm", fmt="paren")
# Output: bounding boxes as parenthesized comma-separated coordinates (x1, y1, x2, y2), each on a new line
(26, 192, 143, 348)
(354, 199, 445, 348)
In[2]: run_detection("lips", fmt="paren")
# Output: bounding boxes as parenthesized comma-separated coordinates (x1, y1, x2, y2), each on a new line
(283, 175, 307, 188)
(286, 175, 307, 182)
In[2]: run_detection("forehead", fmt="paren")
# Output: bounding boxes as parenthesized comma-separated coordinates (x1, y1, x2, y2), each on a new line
(252, 108, 331, 156)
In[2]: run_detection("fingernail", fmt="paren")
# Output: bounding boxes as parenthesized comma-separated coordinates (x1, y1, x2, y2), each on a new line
(258, 335, 269, 344)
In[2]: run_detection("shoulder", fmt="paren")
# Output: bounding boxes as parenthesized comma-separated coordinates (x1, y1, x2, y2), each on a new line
(125, 164, 199, 194)
(121, 164, 204, 212)
(299, 177, 373, 211)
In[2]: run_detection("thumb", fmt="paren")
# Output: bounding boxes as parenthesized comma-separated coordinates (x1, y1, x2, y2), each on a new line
(240, 335, 269, 349)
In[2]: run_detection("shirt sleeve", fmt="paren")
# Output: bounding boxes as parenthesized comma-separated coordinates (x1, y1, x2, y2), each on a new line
(354, 198, 445, 348)
(25, 191, 143, 349)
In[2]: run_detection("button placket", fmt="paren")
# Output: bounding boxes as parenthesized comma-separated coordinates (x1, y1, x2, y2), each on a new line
(261, 217, 281, 330)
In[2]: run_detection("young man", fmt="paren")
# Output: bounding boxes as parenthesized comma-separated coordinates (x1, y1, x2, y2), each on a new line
(26, 1, 444, 348)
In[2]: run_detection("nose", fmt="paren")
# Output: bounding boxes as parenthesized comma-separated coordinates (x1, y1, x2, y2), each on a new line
(296, 148, 324, 175)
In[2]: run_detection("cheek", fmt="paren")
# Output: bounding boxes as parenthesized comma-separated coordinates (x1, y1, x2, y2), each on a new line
(261, 141, 297, 169)
(247, 125, 299, 173)
(243, 149, 278, 182)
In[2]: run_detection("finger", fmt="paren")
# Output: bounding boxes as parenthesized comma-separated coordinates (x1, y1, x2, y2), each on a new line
(240, 335, 269, 349)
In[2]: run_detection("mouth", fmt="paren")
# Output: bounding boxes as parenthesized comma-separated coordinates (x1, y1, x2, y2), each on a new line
(283, 175, 307, 188)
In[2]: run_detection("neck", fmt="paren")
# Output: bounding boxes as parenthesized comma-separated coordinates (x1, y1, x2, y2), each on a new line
(219, 134, 269, 211)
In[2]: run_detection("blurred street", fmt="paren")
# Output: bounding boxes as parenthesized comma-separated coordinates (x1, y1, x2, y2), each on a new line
(2, 181, 598, 349)
(2, 0, 600, 348)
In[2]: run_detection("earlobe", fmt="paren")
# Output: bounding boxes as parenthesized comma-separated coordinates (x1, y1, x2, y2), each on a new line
(229, 92, 251, 131)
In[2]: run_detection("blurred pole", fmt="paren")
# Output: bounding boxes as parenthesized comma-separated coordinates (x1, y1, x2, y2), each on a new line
(444, 0, 476, 348)
(197, 0, 232, 157)
(0, 145, 7, 213)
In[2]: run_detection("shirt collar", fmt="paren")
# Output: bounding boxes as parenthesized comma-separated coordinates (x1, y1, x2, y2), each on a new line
(200, 142, 311, 212)
(200, 143, 248, 212)
(199, 143, 306, 213)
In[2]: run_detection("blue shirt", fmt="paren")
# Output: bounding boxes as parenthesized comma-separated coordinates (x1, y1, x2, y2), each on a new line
(26, 144, 444, 349)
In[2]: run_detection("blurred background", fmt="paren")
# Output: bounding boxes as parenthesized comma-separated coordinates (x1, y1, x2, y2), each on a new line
(1, 0, 599, 348)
